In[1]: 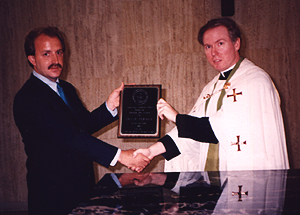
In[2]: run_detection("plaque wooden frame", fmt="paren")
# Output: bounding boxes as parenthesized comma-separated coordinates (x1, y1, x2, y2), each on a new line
(118, 85, 161, 138)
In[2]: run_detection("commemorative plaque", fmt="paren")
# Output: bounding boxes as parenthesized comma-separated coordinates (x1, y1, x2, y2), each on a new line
(118, 85, 161, 138)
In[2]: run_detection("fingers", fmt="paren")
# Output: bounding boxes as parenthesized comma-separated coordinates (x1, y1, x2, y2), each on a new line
(132, 150, 138, 158)
(133, 148, 151, 159)
(134, 167, 143, 173)
(129, 166, 143, 173)
(157, 107, 165, 120)
(135, 153, 150, 166)
(128, 152, 150, 172)
(106, 83, 124, 111)
(156, 98, 178, 122)
(157, 98, 166, 104)
(157, 98, 166, 120)
(110, 82, 124, 98)
(130, 151, 151, 172)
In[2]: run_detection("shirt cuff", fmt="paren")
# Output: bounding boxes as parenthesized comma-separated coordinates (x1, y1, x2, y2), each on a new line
(105, 102, 118, 117)
(110, 148, 121, 166)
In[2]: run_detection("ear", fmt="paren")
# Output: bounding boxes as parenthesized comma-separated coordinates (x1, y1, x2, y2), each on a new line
(234, 38, 241, 51)
(28, 55, 36, 66)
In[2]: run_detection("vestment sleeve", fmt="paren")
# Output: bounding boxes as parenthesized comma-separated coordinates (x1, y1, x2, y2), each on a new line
(176, 114, 218, 143)
(159, 135, 181, 160)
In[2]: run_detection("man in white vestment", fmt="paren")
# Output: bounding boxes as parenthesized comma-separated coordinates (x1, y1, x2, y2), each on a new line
(133, 18, 289, 172)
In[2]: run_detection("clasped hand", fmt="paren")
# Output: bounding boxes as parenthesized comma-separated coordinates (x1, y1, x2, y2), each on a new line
(119, 98, 178, 172)
(127, 99, 178, 172)
(118, 149, 150, 173)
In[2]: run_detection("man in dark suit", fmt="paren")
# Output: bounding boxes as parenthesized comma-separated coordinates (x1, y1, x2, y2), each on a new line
(13, 26, 149, 215)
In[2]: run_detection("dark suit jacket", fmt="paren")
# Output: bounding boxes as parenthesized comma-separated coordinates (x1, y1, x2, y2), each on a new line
(13, 74, 119, 214)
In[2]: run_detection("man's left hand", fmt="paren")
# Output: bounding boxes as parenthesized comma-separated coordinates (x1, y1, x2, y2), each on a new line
(157, 98, 178, 123)
(106, 82, 124, 111)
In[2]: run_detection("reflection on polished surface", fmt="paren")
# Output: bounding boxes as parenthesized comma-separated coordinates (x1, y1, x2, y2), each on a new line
(70, 169, 300, 214)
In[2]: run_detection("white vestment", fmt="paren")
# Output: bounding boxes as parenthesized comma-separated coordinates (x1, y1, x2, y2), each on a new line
(165, 58, 289, 172)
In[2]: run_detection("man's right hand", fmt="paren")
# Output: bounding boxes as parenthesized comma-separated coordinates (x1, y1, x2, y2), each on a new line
(133, 141, 166, 160)
(131, 142, 167, 172)
(118, 149, 150, 172)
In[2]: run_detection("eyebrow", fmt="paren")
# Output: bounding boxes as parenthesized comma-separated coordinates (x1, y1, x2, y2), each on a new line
(41, 48, 63, 52)
(204, 39, 226, 46)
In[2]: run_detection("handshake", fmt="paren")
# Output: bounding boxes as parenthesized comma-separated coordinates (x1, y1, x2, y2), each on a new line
(118, 141, 167, 172)
(116, 98, 178, 172)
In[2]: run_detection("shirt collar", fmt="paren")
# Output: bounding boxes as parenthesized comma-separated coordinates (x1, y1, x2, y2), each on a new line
(32, 70, 59, 94)
(220, 64, 235, 78)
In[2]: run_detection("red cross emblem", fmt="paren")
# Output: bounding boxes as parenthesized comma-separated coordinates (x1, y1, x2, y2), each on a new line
(231, 135, 246, 151)
(227, 88, 242, 102)
(232, 185, 248, 201)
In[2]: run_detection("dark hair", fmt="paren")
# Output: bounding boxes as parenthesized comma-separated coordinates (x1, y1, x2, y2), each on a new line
(24, 26, 65, 68)
(198, 18, 241, 45)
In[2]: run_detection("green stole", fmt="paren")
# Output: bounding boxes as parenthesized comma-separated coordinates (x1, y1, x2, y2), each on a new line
(204, 57, 244, 171)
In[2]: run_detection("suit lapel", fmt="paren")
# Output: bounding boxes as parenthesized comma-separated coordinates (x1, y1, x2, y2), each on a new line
(30, 75, 74, 113)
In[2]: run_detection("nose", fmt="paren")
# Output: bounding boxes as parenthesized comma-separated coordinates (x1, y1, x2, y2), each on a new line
(211, 46, 216, 56)
(53, 53, 60, 63)
(50, 51, 61, 64)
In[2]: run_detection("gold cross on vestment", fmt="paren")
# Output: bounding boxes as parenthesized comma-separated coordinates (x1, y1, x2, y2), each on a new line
(232, 185, 248, 201)
(231, 135, 246, 151)
(227, 88, 242, 102)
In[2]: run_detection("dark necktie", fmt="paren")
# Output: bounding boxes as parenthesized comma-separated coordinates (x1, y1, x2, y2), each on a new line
(57, 83, 69, 107)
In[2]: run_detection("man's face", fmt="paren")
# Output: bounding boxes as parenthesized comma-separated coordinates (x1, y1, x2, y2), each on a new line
(28, 34, 63, 82)
(203, 26, 240, 71)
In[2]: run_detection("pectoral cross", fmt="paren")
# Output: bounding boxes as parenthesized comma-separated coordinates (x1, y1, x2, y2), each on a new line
(231, 135, 246, 151)
(227, 88, 242, 102)
(232, 185, 248, 201)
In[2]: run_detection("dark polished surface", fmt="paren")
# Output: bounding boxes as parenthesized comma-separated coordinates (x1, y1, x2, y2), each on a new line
(70, 169, 300, 214)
